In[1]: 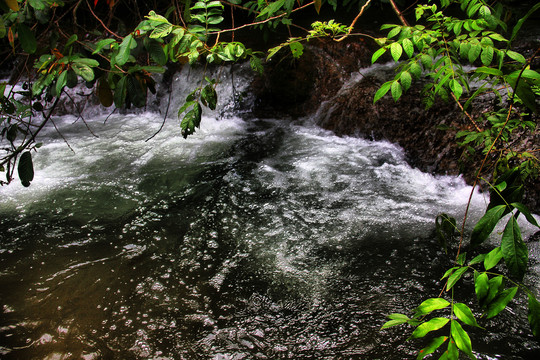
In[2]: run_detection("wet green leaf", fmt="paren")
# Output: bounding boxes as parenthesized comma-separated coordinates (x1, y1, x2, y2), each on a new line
(72, 63, 95, 82)
(390, 42, 402, 62)
(181, 102, 202, 138)
(371, 48, 386, 64)
(414, 298, 450, 317)
(450, 321, 474, 358)
(484, 247, 503, 270)
(501, 216, 528, 281)
(453, 303, 480, 328)
(528, 293, 540, 337)
(373, 81, 392, 103)
(201, 84, 217, 110)
(417, 336, 448, 360)
(470, 204, 506, 247)
(410, 317, 449, 339)
(486, 286, 518, 318)
(474, 271, 489, 303)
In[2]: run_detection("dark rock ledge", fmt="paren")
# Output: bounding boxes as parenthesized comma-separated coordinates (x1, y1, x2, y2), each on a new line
(252, 38, 540, 214)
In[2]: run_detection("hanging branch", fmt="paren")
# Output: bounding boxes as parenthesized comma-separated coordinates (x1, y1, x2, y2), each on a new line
(389, 0, 409, 26)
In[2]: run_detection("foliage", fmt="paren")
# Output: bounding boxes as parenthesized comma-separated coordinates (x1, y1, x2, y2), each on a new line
(372, 0, 540, 358)
(1, 1, 539, 358)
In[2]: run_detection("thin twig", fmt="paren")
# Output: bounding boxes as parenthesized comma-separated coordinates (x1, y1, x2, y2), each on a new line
(210, 1, 315, 35)
(85, 0, 122, 39)
(50, 118, 75, 153)
(336, 0, 373, 42)
(146, 87, 172, 142)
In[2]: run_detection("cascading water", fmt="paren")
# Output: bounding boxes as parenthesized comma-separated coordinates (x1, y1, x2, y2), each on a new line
(1, 64, 539, 359)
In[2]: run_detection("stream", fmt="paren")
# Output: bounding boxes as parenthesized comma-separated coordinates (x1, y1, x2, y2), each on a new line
(1, 65, 539, 359)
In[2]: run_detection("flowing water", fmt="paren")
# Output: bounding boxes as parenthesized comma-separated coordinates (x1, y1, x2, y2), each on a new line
(1, 65, 539, 359)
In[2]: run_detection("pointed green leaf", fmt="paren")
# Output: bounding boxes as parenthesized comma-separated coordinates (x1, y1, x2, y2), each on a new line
(474, 272, 489, 303)
(402, 38, 414, 58)
(528, 293, 540, 337)
(501, 216, 528, 281)
(201, 84, 217, 110)
(485, 275, 504, 305)
(411, 317, 449, 339)
(181, 102, 202, 138)
(417, 336, 448, 360)
(381, 313, 410, 329)
(116, 34, 136, 66)
(469, 254, 485, 266)
(450, 321, 473, 358)
(481, 46, 494, 66)
(453, 303, 480, 328)
(390, 42, 402, 62)
(93, 38, 116, 54)
(442, 267, 459, 280)
(113, 76, 128, 108)
(371, 47, 386, 64)
(18, 24, 37, 54)
(486, 287, 518, 318)
(484, 246, 503, 270)
(468, 43, 481, 63)
(373, 81, 392, 103)
(447, 267, 468, 291)
(400, 71, 412, 92)
(150, 23, 173, 39)
(506, 50, 526, 64)
(414, 298, 451, 317)
(449, 79, 463, 99)
(511, 203, 539, 228)
(71, 63, 95, 82)
(470, 205, 506, 247)
(56, 70, 68, 95)
(391, 80, 402, 102)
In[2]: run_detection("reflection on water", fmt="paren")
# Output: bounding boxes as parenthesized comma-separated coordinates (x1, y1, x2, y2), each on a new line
(1, 112, 539, 359)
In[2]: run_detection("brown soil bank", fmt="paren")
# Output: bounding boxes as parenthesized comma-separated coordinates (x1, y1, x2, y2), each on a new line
(252, 38, 540, 214)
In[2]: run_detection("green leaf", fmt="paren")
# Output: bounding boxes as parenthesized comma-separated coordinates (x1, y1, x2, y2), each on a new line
(511, 203, 539, 228)
(150, 23, 173, 39)
(470, 204, 506, 247)
(417, 336, 448, 360)
(373, 81, 392, 103)
(468, 43, 481, 63)
(390, 42, 402, 62)
(17, 151, 34, 187)
(391, 80, 402, 102)
(411, 317, 449, 339)
(56, 70, 68, 95)
(116, 34, 137, 66)
(474, 272, 489, 303)
(485, 275, 504, 305)
(381, 313, 410, 329)
(201, 84, 217, 110)
(289, 41, 304, 58)
(439, 339, 459, 360)
(442, 267, 459, 280)
(18, 24, 37, 54)
(450, 321, 474, 358)
(181, 102, 202, 138)
(453, 303, 480, 328)
(72, 58, 100, 67)
(113, 76, 128, 108)
(474, 66, 502, 76)
(371, 48, 386, 64)
(71, 63, 95, 82)
(449, 79, 463, 99)
(484, 246, 503, 270)
(501, 216, 528, 281)
(486, 286, 518, 318)
(400, 71, 412, 92)
(93, 38, 116, 54)
(480, 46, 494, 66)
(528, 293, 540, 337)
(402, 38, 414, 58)
(506, 50, 526, 64)
(447, 267, 468, 291)
(414, 298, 451, 317)
(469, 254, 485, 266)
